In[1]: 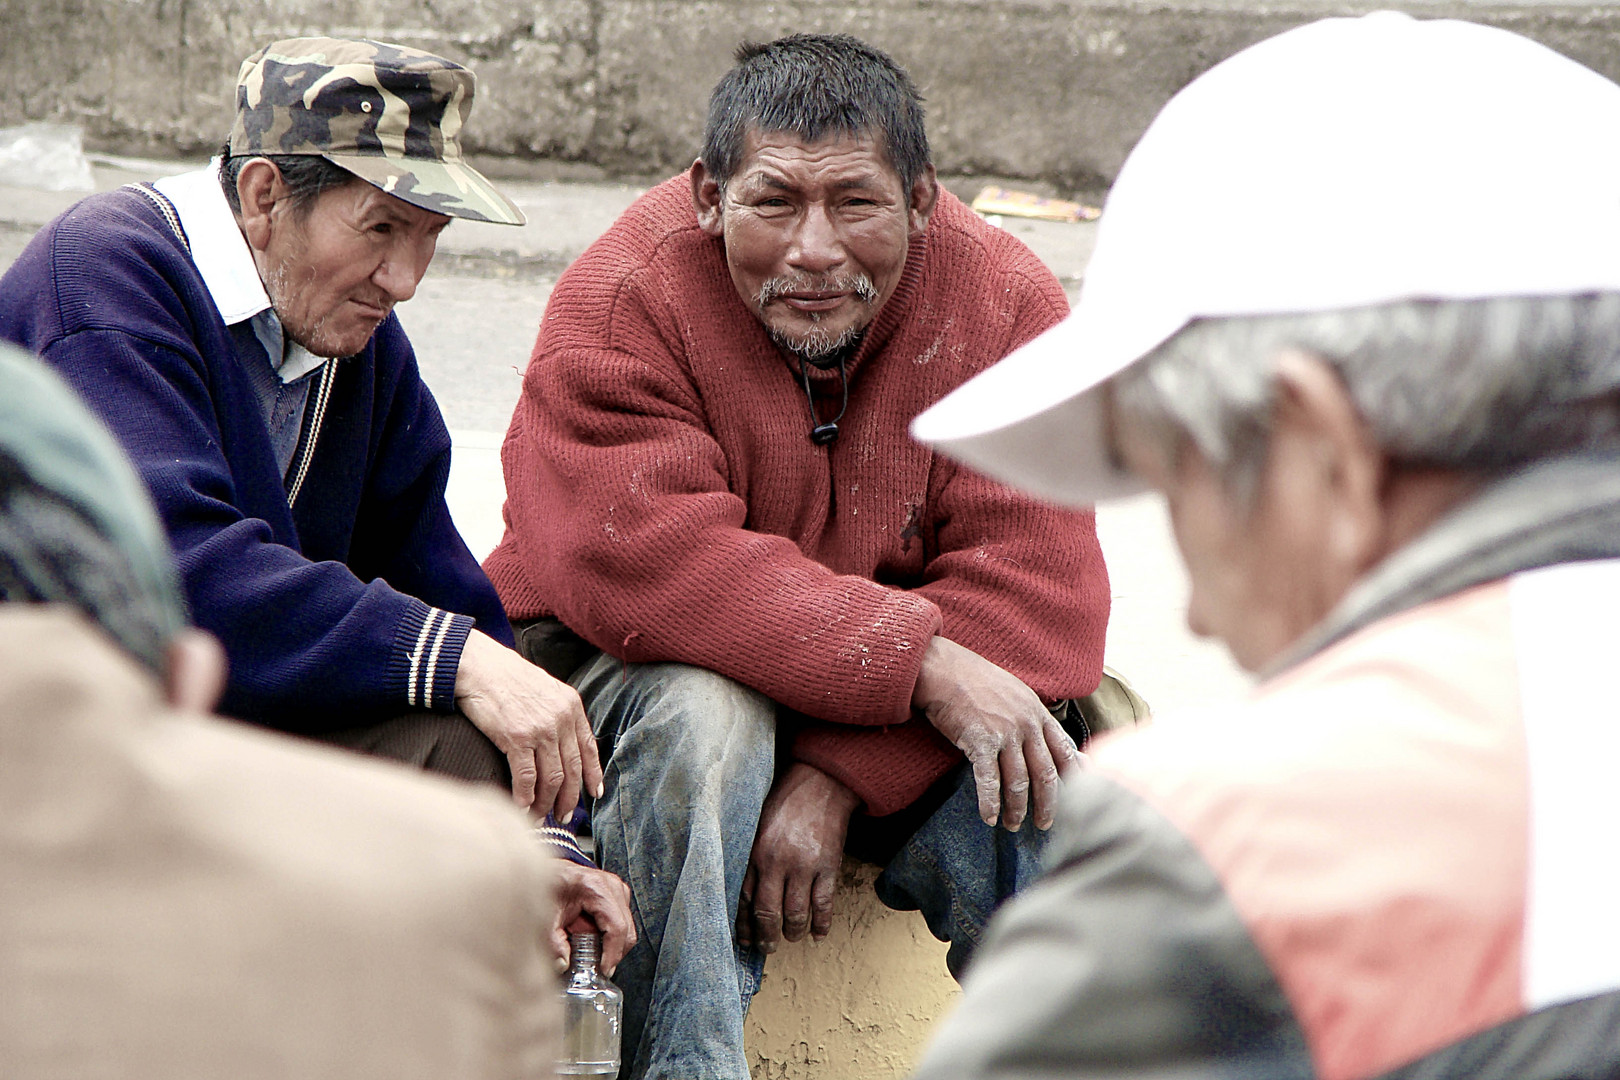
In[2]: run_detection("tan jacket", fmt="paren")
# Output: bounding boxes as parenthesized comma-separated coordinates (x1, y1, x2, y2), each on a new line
(0, 607, 556, 1079)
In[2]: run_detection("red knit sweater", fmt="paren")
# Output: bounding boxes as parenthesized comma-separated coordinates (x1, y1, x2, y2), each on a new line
(485, 178, 1110, 815)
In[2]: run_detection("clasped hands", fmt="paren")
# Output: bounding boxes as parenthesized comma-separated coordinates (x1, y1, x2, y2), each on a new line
(735, 635, 1083, 953)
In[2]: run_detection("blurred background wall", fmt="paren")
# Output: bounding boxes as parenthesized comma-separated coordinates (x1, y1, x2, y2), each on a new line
(9, 0, 1620, 197)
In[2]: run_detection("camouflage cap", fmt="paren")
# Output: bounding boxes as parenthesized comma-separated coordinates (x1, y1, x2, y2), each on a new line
(228, 37, 524, 226)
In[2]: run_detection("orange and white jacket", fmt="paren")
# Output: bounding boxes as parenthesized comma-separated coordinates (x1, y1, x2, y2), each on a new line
(915, 462, 1620, 1080)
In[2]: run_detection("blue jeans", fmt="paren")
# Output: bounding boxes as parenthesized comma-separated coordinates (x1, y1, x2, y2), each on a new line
(573, 655, 1050, 1080)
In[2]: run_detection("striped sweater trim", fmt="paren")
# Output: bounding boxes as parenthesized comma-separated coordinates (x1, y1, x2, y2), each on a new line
(535, 822, 595, 867)
(401, 603, 473, 711)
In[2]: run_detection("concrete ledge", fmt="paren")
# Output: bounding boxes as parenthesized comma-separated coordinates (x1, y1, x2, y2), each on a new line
(7, 1, 1620, 193)
(744, 859, 960, 1080)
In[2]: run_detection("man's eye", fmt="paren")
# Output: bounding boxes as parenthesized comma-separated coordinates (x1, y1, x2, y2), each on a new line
(371, 222, 393, 235)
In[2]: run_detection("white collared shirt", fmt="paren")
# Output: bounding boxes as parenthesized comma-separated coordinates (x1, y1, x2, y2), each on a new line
(153, 161, 326, 385)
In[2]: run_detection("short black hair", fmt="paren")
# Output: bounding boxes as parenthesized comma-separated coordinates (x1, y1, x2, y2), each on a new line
(700, 34, 931, 194)
(217, 143, 359, 216)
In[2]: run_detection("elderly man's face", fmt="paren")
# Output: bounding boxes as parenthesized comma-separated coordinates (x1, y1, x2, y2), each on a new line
(1109, 352, 1445, 672)
(692, 129, 936, 360)
(240, 165, 449, 358)
(1116, 423, 1326, 671)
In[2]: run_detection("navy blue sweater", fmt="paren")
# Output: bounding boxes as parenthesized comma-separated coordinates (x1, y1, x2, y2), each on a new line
(0, 185, 515, 731)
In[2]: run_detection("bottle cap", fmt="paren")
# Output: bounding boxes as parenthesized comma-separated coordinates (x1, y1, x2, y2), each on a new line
(569, 931, 601, 966)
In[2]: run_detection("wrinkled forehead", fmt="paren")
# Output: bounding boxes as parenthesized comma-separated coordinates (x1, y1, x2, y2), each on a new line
(731, 125, 902, 187)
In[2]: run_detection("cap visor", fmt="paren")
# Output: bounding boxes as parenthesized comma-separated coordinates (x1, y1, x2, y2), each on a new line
(910, 311, 1149, 507)
(330, 154, 526, 225)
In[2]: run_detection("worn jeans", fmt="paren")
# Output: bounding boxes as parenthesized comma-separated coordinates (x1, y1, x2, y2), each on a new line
(572, 653, 1050, 1080)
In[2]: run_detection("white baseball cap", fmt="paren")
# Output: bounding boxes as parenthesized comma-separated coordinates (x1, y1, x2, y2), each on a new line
(911, 12, 1620, 506)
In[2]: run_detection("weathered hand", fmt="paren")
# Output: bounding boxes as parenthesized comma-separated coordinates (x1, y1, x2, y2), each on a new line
(912, 636, 1080, 831)
(736, 763, 860, 953)
(454, 630, 603, 819)
(550, 860, 637, 975)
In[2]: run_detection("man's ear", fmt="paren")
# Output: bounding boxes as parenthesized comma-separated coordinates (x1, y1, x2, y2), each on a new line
(164, 628, 227, 714)
(690, 158, 725, 238)
(908, 164, 939, 236)
(235, 158, 285, 253)
(1269, 348, 1385, 573)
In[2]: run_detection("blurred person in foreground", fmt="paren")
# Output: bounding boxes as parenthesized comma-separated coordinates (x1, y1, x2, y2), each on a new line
(0, 340, 561, 1076)
(0, 37, 609, 840)
(485, 33, 1129, 1079)
(909, 12, 1620, 1080)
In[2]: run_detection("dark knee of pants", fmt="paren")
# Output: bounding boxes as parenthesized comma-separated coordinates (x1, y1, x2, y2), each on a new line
(321, 711, 510, 790)
(419, 713, 510, 789)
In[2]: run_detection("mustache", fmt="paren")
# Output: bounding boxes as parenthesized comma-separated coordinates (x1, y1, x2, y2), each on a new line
(755, 272, 879, 309)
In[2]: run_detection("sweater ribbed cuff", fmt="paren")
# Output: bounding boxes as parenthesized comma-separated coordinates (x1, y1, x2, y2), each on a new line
(391, 600, 474, 713)
(535, 819, 596, 867)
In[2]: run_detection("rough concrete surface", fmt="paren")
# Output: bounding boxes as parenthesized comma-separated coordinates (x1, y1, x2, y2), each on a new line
(0, 158, 1246, 1078)
(8, 0, 1620, 195)
(745, 861, 962, 1080)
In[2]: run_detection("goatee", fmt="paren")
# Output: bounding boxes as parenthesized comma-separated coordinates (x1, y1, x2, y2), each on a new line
(756, 271, 878, 369)
(769, 325, 866, 369)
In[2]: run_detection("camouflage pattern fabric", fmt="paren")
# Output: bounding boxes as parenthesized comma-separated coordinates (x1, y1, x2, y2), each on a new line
(229, 37, 524, 225)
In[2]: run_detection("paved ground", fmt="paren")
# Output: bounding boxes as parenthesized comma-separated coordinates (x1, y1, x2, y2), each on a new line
(0, 155, 1250, 715)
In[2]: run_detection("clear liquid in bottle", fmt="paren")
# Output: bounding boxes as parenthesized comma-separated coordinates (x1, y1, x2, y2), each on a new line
(558, 931, 623, 1077)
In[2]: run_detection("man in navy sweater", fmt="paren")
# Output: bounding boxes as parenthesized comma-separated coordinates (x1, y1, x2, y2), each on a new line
(0, 37, 620, 929)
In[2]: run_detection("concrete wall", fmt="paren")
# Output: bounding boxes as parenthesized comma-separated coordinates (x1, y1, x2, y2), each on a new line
(8, 0, 1620, 194)
(744, 860, 961, 1080)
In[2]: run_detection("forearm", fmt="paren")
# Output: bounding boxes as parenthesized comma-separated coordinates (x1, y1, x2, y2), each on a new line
(524, 501, 946, 722)
(916, 473, 1111, 700)
(507, 348, 944, 722)
(184, 530, 472, 727)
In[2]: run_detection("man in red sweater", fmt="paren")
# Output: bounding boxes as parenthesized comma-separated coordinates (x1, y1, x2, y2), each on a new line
(485, 34, 1112, 1079)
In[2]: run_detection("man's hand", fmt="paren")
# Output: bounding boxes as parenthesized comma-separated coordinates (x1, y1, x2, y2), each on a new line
(736, 763, 860, 954)
(912, 636, 1081, 831)
(551, 861, 637, 975)
(455, 630, 603, 819)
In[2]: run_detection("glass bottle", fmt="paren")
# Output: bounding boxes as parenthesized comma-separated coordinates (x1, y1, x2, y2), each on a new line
(558, 931, 623, 1077)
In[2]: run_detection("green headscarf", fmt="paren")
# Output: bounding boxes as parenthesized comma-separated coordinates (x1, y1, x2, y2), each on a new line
(0, 342, 187, 671)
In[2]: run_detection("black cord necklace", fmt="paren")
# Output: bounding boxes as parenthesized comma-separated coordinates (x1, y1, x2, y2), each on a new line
(793, 352, 850, 445)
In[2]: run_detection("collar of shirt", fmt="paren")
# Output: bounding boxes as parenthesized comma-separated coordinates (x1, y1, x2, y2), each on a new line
(153, 162, 328, 384)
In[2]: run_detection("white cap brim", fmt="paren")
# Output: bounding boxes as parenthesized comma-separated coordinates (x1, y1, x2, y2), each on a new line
(910, 308, 1153, 506)
(913, 11, 1620, 506)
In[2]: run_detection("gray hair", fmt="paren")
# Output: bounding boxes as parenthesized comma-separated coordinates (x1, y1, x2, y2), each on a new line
(1112, 293, 1620, 498)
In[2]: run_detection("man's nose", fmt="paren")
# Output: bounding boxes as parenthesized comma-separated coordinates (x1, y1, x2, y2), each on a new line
(787, 204, 844, 274)
(374, 237, 434, 303)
